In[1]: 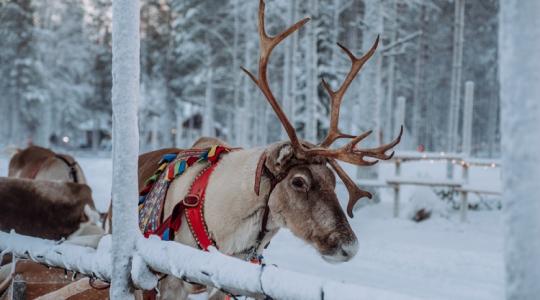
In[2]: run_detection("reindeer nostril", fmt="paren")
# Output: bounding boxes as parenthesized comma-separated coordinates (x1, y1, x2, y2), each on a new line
(341, 249, 349, 257)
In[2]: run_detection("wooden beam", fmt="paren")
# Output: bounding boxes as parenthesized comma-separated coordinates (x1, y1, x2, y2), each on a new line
(34, 278, 93, 300)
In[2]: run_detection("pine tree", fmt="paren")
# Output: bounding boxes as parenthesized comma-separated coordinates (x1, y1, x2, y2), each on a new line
(0, 0, 45, 146)
(86, 0, 113, 150)
(33, 0, 94, 146)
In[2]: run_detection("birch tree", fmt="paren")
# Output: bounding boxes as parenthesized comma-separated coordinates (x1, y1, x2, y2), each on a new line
(447, 0, 465, 153)
(304, 0, 320, 142)
(500, 1, 540, 299)
(357, 0, 383, 145)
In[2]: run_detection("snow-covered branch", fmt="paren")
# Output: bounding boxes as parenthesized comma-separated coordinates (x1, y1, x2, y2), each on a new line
(381, 30, 422, 52)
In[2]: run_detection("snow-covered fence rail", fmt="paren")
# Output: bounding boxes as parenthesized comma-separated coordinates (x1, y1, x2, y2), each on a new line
(0, 231, 112, 282)
(0, 231, 421, 300)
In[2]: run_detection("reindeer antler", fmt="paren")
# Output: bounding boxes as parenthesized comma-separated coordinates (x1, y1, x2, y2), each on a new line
(303, 40, 403, 217)
(241, 0, 310, 154)
(243, 0, 403, 218)
(328, 159, 372, 218)
(320, 37, 380, 148)
(306, 126, 403, 165)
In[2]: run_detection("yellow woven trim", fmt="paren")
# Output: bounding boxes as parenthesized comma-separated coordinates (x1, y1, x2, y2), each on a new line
(208, 145, 218, 158)
(157, 163, 167, 172)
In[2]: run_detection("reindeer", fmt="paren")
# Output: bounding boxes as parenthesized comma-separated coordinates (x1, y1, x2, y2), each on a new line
(1, 152, 104, 299)
(114, 1, 402, 298)
(8, 145, 87, 184)
(5, 147, 104, 244)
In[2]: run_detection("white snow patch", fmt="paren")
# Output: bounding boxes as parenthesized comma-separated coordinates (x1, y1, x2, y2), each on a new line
(405, 187, 447, 220)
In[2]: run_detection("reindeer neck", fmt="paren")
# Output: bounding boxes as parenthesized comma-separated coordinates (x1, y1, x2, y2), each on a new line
(202, 147, 279, 258)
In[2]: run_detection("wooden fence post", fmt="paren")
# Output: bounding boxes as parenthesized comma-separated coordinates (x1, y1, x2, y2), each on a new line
(460, 163, 469, 222)
(459, 81, 474, 223)
(110, 0, 140, 298)
(393, 159, 401, 218)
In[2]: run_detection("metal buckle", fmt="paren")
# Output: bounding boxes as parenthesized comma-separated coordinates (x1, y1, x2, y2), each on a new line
(183, 194, 200, 207)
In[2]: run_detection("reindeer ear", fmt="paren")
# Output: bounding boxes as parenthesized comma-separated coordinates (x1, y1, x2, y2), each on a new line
(265, 143, 295, 175)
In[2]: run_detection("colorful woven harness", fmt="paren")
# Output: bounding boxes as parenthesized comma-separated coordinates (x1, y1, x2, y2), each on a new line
(138, 145, 231, 247)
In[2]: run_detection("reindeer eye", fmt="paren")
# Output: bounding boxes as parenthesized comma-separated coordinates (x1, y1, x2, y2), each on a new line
(291, 176, 308, 191)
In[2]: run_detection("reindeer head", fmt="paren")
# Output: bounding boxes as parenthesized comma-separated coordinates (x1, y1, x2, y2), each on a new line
(243, 0, 402, 263)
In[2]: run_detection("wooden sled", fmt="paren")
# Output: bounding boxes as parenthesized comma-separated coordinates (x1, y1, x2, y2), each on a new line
(0, 260, 109, 300)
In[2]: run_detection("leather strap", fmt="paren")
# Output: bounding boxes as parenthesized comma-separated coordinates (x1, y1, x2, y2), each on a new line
(55, 154, 79, 183)
(247, 151, 284, 259)
(184, 163, 220, 251)
(254, 151, 267, 196)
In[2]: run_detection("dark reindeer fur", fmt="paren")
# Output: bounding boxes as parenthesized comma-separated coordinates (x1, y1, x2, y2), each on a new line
(0, 177, 94, 240)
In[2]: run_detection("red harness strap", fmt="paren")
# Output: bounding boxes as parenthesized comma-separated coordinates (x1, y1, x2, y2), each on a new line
(184, 162, 219, 250)
(142, 162, 221, 300)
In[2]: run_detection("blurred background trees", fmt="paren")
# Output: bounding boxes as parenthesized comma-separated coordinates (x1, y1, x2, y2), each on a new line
(0, 0, 500, 157)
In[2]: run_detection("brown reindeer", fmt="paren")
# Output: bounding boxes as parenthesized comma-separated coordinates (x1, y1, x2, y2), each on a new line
(107, 1, 402, 298)
(1, 149, 104, 299)
(6, 146, 101, 236)
(8, 146, 87, 184)
(5, 146, 103, 243)
(0, 177, 96, 240)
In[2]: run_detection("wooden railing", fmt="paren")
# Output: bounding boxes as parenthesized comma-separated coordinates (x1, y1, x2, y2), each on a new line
(355, 151, 501, 221)
(0, 231, 421, 300)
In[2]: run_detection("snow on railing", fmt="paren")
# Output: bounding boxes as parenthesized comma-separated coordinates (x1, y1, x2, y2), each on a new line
(0, 231, 112, 282)
(0, 231, 421, 300)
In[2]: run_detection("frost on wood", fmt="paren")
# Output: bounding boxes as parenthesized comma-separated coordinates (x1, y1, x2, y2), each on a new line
(131, 254, 158, 291)
(500, 1, 540, 299)
(0, 231, 421, 299)
(0, 231, 111, 281)
(136, 236, 421, 300)
(110, 0, 141, 298)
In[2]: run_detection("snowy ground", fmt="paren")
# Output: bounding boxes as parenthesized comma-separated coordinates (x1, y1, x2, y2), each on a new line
(0, 155, 504, 299)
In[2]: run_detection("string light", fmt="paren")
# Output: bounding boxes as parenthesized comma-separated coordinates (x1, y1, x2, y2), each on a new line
(392, 153, 498, 169)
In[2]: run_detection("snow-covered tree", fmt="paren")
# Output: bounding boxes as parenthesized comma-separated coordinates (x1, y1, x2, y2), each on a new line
(0, 0, 501, 156)
(0, 0, 45, 146)
(33, 0, 94, 146)
(85, 0, 113, 150)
